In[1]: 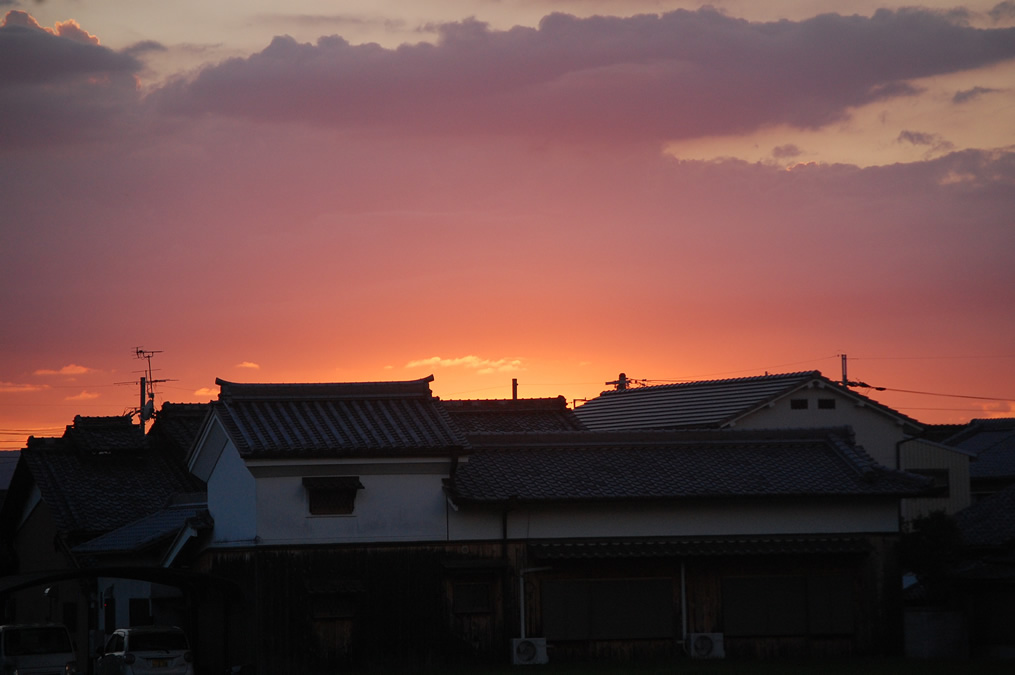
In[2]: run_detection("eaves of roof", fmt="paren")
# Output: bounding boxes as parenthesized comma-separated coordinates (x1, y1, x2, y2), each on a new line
(528, 534, 872, 560)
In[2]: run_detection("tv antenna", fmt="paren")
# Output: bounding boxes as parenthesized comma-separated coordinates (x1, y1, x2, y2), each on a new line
(124, 348, 176, 425)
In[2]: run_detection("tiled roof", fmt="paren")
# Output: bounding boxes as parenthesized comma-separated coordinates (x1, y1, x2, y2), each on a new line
(63, 415, 147, 452)
(20, 417, 204, 542)
(529, 534, 872, 559)
(955, 481, 1015, 548)
(147, 403, 209, 459)
(213, 376, 468, 458)
(72, 500, 212, 555)
(573, 371, 920, 431)
(447, 429, 930, 504)
(945, 418, 1015, 480)
(573, 372, 821, 430)
(442, 397, 587, 434)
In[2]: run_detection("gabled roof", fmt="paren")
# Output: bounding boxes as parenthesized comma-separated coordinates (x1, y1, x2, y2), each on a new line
(573, 370, 921, 432)
(15, 417, 204, 544)
(442, 397, 587, 434)
(945, 418, 1015, 480)
(446, 428, 930, 505)
(212, 376, 468, 459)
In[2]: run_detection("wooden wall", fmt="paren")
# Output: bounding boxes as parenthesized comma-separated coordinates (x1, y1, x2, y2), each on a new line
(193, 535, 901, 672)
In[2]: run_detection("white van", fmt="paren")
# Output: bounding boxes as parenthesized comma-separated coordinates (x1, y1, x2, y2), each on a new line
(0, 624, 77, 674)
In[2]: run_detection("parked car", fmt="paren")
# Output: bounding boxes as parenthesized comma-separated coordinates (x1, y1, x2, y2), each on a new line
(96, 626, 194, 675)
(0, 623, 77, 674)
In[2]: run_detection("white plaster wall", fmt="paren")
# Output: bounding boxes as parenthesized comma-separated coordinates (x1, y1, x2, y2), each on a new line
(206, 442, 257, 545)
(739, 388, 909, 468)
(255, 473, 450, 544)
(448, 499, 900, 540)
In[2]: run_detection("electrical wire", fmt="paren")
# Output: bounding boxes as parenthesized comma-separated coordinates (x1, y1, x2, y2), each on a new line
(877, 387, 1015, 402)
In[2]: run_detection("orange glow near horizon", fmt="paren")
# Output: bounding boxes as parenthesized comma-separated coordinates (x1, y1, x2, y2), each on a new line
(2, 2, 1014, 449)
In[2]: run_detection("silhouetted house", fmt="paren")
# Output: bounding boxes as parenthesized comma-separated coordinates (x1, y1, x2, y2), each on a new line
(0, 410, 208, 669)
(574, 371, 969, 519)
(181, 376, 928, 671)
(943, 418, 1015, 503)
(0, 451, 18, 511)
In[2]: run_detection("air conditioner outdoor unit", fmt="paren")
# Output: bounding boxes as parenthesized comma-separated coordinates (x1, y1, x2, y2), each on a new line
(688, 633, 725, 659)
(512, 637, 548, 665)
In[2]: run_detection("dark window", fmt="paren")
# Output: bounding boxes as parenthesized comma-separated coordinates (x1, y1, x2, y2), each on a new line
(910, 469, 950, 498)
(129, 630, 189, 651)
(818, 398, 836, 409)
(723, 575, 853, 637)
(129, 598, 152, 626)
(542, 578, 674, 640)
(452, 582, 493, 614)
(790, 399, 808, 409)
(303, 476, 364, 515)
(104, 633, 124, 654)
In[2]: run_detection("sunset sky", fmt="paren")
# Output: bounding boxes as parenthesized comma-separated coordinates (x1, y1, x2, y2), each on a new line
(2, 1, 1014, 449)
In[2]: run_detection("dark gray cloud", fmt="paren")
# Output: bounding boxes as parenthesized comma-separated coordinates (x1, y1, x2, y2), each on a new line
(122, 39, 167, 57)
(990, 1, 1015, 23)
(953, 85, 1001, 103)
(772, 144, 802, 159)
(152, 8, 1015, 143)
(0, 12, 142, 147)
(897, 130, 955, 154)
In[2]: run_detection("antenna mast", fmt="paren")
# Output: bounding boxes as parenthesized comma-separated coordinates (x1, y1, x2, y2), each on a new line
(134, 348, 174, 428)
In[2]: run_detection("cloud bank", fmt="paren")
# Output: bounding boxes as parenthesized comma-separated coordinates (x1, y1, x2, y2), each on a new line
(149, 8, 1015, 143)
(4, 8, 1015, 149)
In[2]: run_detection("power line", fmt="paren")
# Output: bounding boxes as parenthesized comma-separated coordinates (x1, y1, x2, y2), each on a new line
(878, 387, 1015, 402)
(851, 355, 1015, 361)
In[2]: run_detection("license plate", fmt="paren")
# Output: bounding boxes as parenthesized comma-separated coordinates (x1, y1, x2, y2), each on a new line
(151, 658, 169, 667)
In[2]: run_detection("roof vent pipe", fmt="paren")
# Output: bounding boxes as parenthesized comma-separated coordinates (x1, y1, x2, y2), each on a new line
(512, 378, 518, 400)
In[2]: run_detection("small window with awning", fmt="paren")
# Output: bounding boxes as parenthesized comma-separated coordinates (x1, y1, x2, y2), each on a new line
(303, 476, 364, 515)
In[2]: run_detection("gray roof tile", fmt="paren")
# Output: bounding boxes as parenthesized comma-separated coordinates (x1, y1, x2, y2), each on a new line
(448, 429, 930, 504)
(573, 371, 920, 431)
(946, 418, 1015, 480)
(21, 417, 204, 542)
(72, 502, 212, 554)
(955, 481, 1015, 548)
(214, 376, 467, 458)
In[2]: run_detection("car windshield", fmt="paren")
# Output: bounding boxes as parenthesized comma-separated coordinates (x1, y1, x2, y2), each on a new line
(129, 631, 188, 652)
(2, 627, 73, 656)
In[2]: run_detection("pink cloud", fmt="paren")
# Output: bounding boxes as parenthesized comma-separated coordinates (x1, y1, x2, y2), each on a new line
(154, 9, 1015, 143)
